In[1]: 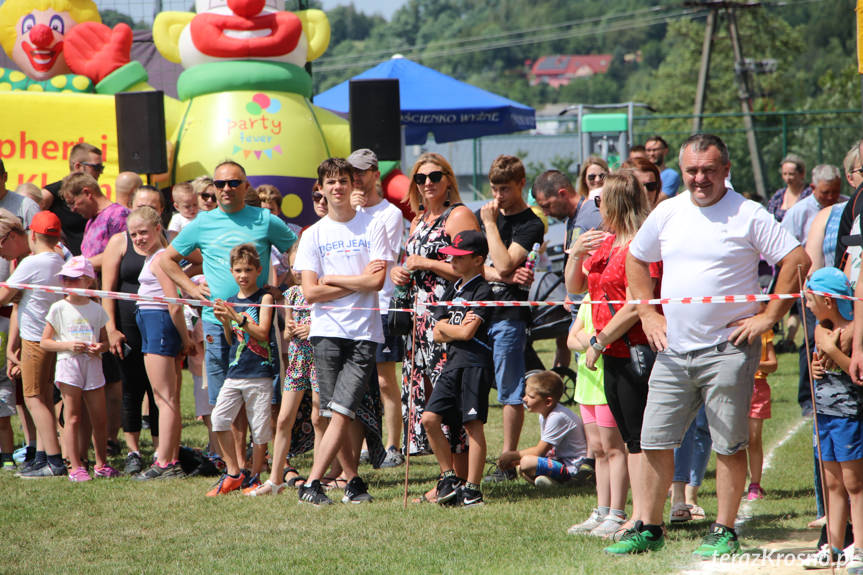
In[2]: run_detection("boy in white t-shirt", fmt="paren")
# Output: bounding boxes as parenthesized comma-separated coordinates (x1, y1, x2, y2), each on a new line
(167, 182, 198, 241)
(498, 370, 587, 488)
(2, 211, 67, 478)
(293, 158, 390, 506)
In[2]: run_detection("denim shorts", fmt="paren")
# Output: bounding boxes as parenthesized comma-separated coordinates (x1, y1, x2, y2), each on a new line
(816, 414, 863, 462)
(488, 319, 527, 405)
(203, 320, 231, 406)
(640, 340, 761, 455)
(376, 313, 405, 363)
(311, 336, 376, 420)
(136, 308, 182, 357)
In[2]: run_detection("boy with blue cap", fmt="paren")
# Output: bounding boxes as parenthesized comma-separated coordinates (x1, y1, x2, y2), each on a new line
(804, 267, 863, 572)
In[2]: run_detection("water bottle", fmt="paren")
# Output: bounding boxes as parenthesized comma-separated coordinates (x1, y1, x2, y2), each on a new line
(525, 242, 540, 271)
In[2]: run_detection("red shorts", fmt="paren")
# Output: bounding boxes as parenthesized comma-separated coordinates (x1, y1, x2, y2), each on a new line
(749, 378, 771, 420)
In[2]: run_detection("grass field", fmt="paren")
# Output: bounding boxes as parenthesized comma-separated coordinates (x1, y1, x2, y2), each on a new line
(0, 340, 819, 574)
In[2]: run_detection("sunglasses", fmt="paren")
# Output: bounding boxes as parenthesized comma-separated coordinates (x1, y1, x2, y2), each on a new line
(851, 167, 863, 175)
(312, 192, 327, 203)
(81, 161, 105, 173)
(213, 179, 243, 189)
(587, 173, 606, 183)
(594, 196, 601, 208)
(413, 171, 445, 185)
(643, 181, 659, 192)
(199, 192, 216, 202)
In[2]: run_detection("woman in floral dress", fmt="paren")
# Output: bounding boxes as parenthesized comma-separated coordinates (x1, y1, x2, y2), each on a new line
(391, 153, 480, 469)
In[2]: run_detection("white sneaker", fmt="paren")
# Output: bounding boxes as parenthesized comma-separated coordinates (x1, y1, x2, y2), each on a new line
(534, 475, 560, 489)
(847, 546, 863, 574)
(589, 514, 627, 538)
(567, 508, 604, 535)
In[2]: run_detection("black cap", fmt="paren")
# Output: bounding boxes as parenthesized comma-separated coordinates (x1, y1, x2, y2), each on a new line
(440, 230, 488, 258)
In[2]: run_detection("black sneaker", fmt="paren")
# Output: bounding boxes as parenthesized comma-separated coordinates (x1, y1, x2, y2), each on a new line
(435, 474, 462, 505)
(299, 479, 333, 506)
(133, 462, 185, 481)
(16, 459, 40, 475)
(125, 452, 143, 475)
(342, 476, 373, 504)
(458, 485, 484, 507)
(18, 461, 67, 479)
(159, 463, 186, 480)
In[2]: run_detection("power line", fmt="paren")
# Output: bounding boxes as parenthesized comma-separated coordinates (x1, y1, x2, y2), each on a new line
(316, 7, 708, 73)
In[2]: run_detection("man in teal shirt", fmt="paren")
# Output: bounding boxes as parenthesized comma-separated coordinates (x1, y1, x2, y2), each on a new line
(161, 161, 296, 460)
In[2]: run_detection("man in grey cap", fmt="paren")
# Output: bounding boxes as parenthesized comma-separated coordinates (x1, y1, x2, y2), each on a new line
(347, 148, 406, 467)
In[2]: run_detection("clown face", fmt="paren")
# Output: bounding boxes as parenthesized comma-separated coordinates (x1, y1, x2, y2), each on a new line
(11, 9, 75, 80)
(178, 0, 308, 68)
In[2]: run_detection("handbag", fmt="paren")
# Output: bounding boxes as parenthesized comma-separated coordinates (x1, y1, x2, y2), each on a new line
(387, 284, 414, 337)
(605, 300, 656, 378)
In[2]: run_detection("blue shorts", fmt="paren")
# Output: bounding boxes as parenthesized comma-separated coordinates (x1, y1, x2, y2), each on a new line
(815, 413, 863, 462)
(203, 320, 231, 406)
(488, 319, 527, 405)
(135, 309, 181, 357)
(535, 456, 571, 482)
(376, 313, 405, 363)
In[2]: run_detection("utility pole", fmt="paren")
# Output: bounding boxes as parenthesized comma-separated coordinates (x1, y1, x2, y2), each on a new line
(688, 1, 767, 200)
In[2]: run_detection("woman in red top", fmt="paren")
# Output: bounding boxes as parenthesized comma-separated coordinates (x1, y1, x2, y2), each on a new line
(568, 172, 662, 534)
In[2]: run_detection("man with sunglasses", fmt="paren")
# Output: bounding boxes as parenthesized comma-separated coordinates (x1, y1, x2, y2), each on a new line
(645, 136, 681, 200)
(347, 148, 406, 469)
(44, 142, 103, 255)
(476, 155, 544, 482)
(160, 161, 296, 467)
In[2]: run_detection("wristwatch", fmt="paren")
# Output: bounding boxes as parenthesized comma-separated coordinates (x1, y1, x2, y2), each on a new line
(239, 316, 248, 328)
(589, 335, 605, 352)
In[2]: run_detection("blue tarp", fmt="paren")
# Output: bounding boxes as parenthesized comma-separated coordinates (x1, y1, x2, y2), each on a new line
(313, 57, 536, 145)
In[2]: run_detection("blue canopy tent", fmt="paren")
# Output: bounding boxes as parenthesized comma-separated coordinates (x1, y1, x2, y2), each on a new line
(314, 57, 536, 145)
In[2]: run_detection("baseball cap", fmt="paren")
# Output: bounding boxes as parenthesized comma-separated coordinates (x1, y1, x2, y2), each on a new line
(59, 255, 96, 279)
(440, 230, 489, 258)
(30, 211, 61, 237)
(347, 148, 378, 171)
(807, 267, 853, 320)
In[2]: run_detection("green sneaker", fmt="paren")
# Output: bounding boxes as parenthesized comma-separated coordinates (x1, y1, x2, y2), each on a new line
(692, 524, 740, 558)
(603, 521, 665, 555)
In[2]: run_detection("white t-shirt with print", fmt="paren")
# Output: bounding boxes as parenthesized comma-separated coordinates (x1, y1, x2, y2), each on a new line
(540, 403, 587, 473)
(8, 251, 65, 341)
(45, 299, 109, 360)
(293, 210, 391, 343)
(629, 189, 799, 353)
(359, 199, 404, 311)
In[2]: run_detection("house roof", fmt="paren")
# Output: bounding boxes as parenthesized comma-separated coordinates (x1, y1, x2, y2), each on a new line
(531, 54, 612, 76)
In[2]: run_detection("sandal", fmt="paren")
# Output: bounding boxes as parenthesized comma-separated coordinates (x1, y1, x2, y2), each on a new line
(670, 502, 692, 523)
(321, 475, 348, 491)
(283, 466, 306, 488)
(411, 487, 437, 504)
(688, 504, 706, 520)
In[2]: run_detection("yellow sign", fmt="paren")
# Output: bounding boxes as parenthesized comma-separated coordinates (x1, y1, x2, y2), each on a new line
(0, 91, 120, 199)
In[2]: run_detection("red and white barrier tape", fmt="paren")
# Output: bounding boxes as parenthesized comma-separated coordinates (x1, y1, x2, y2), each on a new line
(0, 281, 851, 312)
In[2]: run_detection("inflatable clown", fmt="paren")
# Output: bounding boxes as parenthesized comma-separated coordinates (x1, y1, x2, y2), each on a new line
(153, 0, 350, 226)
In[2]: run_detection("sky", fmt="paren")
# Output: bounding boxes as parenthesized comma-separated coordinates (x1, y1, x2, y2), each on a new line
(319, 0, 406, 20)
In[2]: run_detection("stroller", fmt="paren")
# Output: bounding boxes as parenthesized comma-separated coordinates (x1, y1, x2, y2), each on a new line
(524, 270, 578, 404)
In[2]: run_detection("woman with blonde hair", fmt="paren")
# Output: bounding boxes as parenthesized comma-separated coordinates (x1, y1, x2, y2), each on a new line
(566, 172, 661, 538)
(390, 153, 479, 495)
(577, 156, 610, 198)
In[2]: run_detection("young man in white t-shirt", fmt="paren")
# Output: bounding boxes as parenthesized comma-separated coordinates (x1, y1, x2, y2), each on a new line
(293, 158, 390, 505)
(614, 134, 809, 557)
(348, 148, 406, 468)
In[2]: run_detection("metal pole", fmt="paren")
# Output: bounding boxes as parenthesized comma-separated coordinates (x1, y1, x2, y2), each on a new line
(693, 9, 717, 134)
(727, 6, 767, 200)
(473, 138, 479, 191)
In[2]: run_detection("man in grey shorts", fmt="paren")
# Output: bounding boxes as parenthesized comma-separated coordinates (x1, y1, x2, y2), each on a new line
(605, 134, 809, 557)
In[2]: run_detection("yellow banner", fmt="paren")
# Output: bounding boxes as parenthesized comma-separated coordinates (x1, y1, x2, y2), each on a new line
(0, 91, 119, 200)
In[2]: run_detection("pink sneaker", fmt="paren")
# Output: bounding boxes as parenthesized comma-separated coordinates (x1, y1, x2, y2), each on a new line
(94, 464, 120, 478)
(747, 482, 765, 501)
(69, 466, 92, 482)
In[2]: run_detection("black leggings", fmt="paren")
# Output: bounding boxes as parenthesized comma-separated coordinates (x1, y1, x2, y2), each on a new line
(118, 303, 159, 436)
(603, 355, 651, 454)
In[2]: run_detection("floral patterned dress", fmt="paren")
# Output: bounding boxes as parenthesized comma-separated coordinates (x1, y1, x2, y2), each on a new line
(284, 285, 316, 392)
(401, 205, 469, 456)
